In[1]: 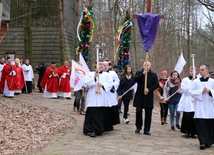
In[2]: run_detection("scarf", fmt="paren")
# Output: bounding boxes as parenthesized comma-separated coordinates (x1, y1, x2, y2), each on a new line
(126, 74, 132, 80)
(167, 77, 181, 88)
(158, 78, 167, 95)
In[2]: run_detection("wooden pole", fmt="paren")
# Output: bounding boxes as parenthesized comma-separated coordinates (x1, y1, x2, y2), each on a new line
(190, 54, 196, 78)
(144, 0, 151, 90)
(132, 0, 164, 90)
(144, 52, 149, 89)
(20, 60, 28, 94)
(147, 0, 151, 12)
(96, 44, 101, 94)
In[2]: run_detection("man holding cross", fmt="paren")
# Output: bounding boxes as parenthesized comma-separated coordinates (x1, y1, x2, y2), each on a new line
(132, 0, 162, 135)
(133, 61, 159, 135)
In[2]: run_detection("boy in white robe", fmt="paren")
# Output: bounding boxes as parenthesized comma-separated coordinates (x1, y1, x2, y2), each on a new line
(189, 64, 214, 150)
(83, 62, 113, 137)
(178, 66, 197, 138)
(22, 59, 34, 93)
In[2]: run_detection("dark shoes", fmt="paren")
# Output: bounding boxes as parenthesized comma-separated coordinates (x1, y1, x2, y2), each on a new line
(191, 134, 197, 139)
(176, 124, 181, 130)
(135, 129, 140, 134)
(184, 133, 190, 138)
(144, 131, 151, 135)
(84, 132, 91, 136)
(90, 132, 97, 138)
(199, 144, 211, 150)
(200, 144, 206, 150)
(171, 126, 175, 130)
(205, 144, 211, 148)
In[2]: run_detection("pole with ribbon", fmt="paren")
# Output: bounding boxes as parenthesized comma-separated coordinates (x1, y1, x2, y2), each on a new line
(133, 0, 164, 91)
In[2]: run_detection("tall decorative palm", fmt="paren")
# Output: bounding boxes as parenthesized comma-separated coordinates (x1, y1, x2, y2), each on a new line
(116, 10, 132, 71)
(75, 6, 96, 62)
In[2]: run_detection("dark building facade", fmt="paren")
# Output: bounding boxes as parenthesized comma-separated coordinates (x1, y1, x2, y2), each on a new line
(0, 0, 81, 67)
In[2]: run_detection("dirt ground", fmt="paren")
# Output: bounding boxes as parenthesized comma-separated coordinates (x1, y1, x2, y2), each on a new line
(6, 91, 212, 155)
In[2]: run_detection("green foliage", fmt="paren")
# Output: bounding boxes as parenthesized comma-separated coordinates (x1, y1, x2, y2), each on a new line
(116, 11, 132, 71)
(76, 7, 95, 62)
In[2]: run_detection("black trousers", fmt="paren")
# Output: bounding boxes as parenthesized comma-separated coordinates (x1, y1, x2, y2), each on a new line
(123, 99, 130, 119)
(195, 119, 212, 146)
(160, 103, 168, 119)
(117, 100, 123, 111)
(180, 112, 196, 135)
(22, 81, 32, 93)
(135, 107, 152, 132)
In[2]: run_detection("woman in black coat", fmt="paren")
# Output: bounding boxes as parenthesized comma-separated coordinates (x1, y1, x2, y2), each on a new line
(117, 65, 135, 124)
(133, 61, 159, 135)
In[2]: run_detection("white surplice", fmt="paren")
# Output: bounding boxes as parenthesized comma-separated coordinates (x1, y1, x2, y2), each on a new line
(22, 64, 34, 81)
(189, 78, 214, 118)
(85, 71, 113, 107)
(108, 70, 120, 106)
(178, 77, 194, 112)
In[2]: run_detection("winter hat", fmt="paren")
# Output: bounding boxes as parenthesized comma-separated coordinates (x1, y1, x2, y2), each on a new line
(161, 70, 168, 76)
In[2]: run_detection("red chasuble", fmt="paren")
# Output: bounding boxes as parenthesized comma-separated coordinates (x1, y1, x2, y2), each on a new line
(58, 65, 71, 93)
(40, 66, 59, 93)
(0, 64, 16, 92)
(14, 65, 25, 90)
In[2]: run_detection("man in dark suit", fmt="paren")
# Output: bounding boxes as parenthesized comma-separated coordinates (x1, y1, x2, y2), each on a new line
(133, 61, 159, 135)
(36, 63, 46, 93)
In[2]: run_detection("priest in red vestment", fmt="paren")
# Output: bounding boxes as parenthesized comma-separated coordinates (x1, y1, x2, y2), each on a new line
(0, 57, 16, 97)
(14, 58, 25, 94)
(58, 61, 71, 99)
(40, 61, 59, 98)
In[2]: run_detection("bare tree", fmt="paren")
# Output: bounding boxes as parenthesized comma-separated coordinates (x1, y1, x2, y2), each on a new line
(197, 0, 214, 11)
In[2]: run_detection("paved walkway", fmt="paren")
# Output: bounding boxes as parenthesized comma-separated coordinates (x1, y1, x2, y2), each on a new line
(13, 92, 213, 155)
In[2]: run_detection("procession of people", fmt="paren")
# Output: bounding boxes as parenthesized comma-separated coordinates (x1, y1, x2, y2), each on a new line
(0, 55, 214, 151)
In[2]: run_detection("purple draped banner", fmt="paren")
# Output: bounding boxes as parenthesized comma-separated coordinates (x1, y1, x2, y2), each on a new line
(137, 13, 161, 52)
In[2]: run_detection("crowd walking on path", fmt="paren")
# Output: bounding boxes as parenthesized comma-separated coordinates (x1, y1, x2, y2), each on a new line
(1, 55, 214, 151)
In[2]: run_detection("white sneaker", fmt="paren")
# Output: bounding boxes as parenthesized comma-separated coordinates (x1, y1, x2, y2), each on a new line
(123, 118, 129, 124)
(125, 118, 129, 124)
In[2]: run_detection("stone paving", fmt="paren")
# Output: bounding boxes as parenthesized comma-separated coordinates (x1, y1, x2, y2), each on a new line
(13, 92, 214, 155)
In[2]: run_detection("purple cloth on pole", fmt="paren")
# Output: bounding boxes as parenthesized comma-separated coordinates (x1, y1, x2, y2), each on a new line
(137, 13, 161, 52)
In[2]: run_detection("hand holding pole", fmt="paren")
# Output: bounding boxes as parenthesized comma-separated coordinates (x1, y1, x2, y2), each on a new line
(190, 54, 196, 79)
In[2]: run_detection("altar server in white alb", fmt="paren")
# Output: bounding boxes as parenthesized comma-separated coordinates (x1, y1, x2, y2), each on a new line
(22, 59, 34, 93)
(83, 62, 113, 138)
(103, 61, 120, 127)
(178, 66, 197, 138)
(189, 64, 214, 150)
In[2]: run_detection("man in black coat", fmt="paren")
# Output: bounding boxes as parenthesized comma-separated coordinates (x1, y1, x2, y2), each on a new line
(133, 61, 159, 135)
(36, 63, 46, 93)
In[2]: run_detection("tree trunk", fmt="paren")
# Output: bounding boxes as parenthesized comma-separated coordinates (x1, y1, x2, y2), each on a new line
(58, 0, 65, 65)
(24, 0, 32, 62)
(186, 0, 191, 68)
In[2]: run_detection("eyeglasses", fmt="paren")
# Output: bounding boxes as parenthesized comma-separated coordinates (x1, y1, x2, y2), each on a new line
(199, 69, 204, 71)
